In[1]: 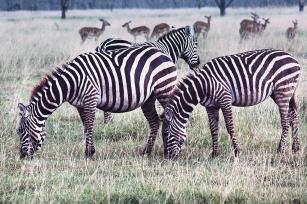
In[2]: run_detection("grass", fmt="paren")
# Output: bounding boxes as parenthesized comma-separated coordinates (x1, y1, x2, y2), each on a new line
(0, 7, 307, 203)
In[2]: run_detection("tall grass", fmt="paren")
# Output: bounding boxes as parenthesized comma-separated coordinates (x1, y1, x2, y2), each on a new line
(0, 7, 306, 203)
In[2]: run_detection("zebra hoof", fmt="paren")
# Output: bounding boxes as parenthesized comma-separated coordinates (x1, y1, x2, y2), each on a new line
(210, 150, 220, 158)
(85, 147, 95, 159)
(141, 146, 152, 156)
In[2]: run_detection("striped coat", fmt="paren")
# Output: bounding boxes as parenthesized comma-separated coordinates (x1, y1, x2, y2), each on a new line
(162, 49, 301, 159)
(17, 26, 200, 159)
(95, 27, 200, 123)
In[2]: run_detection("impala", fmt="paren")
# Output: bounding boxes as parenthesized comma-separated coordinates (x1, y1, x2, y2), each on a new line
(151, 23, 171, 39)
(79, 18, 110, 43)
(286, 20, 298, 40)
(193, 16, 211, 39)
(122, 21, 150, 41)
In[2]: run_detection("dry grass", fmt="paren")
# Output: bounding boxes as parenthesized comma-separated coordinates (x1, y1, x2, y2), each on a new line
(0, 7, 307, 203)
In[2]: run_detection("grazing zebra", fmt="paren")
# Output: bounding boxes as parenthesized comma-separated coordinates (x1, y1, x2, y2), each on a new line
(95, 27, 200, 123)
(17, 26, 200, 159)
(162, 49, 301, 159)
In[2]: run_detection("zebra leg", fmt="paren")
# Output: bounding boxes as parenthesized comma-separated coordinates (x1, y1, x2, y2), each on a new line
(141, 99, 160, 155)
(277, 110, 290, 153)
(103, 112, 113, 124)
(220, 102, 241, 158)
(206, 107, 220, 158)
(272, 93, 291, 153)
(82, 99, 98, 159)
(289, 96, 300, 153)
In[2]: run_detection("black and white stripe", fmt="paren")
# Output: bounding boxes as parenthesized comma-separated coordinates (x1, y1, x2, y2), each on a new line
(162, 49, 301, 159)
(96, 27, 200, 67)
(95, 38, 132, 53)
(17, 26, 200, 159)
(96, 27, 200, 124)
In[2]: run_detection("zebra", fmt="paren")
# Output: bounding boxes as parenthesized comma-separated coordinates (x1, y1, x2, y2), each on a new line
(95, 27, 200, 123)
(17, 26, 200, 159)
(95, 38, 132, 54)
(162, 49, 301, 159)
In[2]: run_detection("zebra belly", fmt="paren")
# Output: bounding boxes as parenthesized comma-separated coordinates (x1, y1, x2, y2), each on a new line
(96, 92, 152, 113)
(231, 87, 273, 107)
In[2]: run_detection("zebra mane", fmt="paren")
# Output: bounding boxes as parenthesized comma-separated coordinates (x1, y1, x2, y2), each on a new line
(157, 27, 184, 41)
(30, 66, 63, 100)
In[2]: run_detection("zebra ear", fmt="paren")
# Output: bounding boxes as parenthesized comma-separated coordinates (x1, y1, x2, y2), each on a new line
(164, 107, 173, 122)
(185, 26, 193, 37)
(18, 103, 26, 117)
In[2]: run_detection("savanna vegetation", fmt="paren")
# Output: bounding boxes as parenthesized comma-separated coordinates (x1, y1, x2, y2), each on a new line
(0, 7, 306, 203)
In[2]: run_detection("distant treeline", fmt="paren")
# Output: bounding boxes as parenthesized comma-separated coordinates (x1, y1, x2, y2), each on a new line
(2, 0, 297, 11)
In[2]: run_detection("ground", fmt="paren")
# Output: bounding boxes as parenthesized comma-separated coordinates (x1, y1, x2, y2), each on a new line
(0, 7, 306, 203)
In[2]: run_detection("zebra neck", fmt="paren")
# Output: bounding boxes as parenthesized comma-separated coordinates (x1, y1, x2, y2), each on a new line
(30, 71, 68, 122)
(156, 39, 179, 63)
(169, 81, 200, 127)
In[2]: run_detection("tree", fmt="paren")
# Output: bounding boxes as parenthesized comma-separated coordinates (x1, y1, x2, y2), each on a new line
(61, 0, 69, 19)
(196, 0, 204, 9)
(299, 0, 304, 11)
(215, 0, 234, 16)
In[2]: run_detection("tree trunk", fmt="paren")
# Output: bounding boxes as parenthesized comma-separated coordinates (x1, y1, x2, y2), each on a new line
(61, 8, 66, 19)
(215, 0, 234, 16)
(196, 0, 202, 9)
(220, 5, 226, 16)
(299, 0, 304, 11)
(61, 0, 69, 19)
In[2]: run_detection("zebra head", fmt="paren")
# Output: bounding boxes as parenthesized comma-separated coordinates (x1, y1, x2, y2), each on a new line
(18, 103, 46, 159)
(180, 26, 200, 69)
(162, 107, 186, 159)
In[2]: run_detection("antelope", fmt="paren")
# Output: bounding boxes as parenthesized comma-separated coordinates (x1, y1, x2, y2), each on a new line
(239, 12, 260, 40)
(79, 18, 110, 43)
(257, 18, 270, 34)
(240, 12, 260, 28)
(122, 21, 151, 41)
(286, 20, 298, 40)
(193, 16, 211, 39)
(150, 23, 171, 39)
(240, 16, 269, 40)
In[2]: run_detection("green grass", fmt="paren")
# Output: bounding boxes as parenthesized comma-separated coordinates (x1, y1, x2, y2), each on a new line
(0, 7, 307, 203)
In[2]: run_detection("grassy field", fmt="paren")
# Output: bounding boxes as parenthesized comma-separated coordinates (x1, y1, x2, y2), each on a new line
(1, 7, 307, 203)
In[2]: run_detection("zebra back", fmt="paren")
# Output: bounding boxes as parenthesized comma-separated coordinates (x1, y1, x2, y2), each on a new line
(95, 38, 132, 53)
(95, 26, 200, 69)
